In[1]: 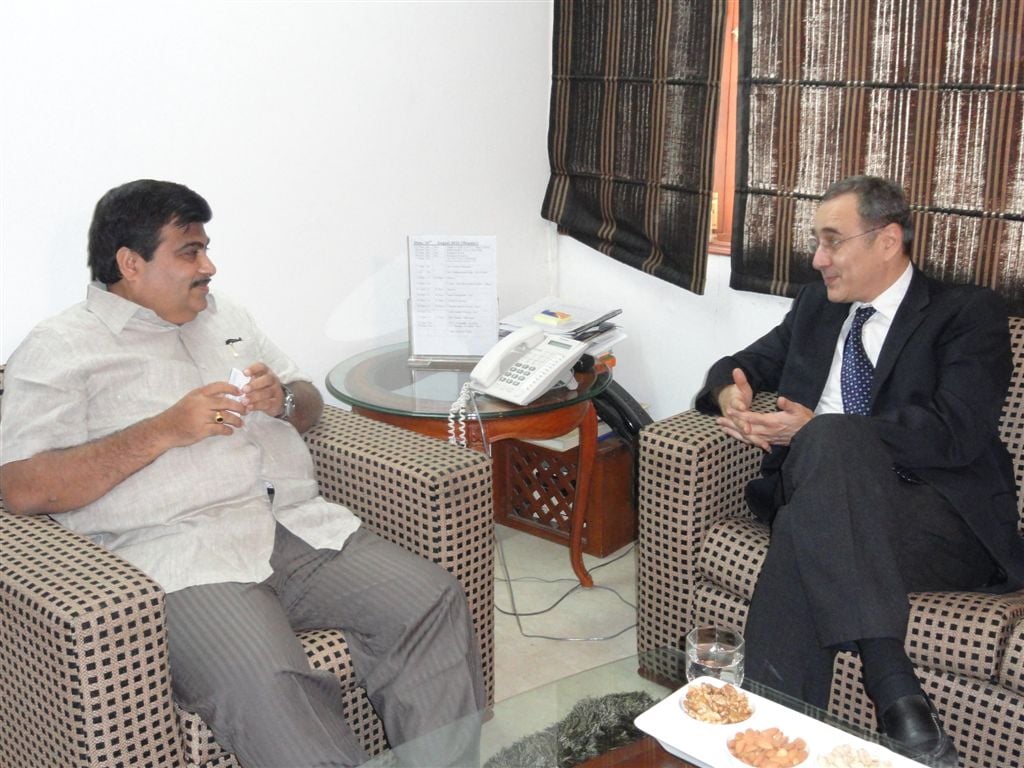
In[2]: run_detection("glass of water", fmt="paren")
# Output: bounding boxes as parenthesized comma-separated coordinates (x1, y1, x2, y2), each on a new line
(685, 626, 745, 685)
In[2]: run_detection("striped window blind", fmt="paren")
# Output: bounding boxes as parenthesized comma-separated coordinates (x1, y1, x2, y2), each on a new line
(733, 0, 1024, 311)
(542, 0, 727, 295)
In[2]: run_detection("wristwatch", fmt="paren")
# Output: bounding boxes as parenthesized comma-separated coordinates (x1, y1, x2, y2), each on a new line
(279, 383, 296, 420)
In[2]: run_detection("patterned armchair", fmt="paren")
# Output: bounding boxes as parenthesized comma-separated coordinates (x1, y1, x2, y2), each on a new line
(0, 373, 495, 768)
(636, 319, 1024, 768)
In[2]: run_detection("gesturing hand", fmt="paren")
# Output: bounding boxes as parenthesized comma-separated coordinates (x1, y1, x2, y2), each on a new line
(715, 368, 764, 447)
(719, 397, 814, 451)
(715, 369, 813, 451)
(240, 362, 285, 417)
(717, 368, 754, 415)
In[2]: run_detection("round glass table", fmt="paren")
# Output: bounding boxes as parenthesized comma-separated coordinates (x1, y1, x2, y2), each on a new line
(326, 343, 613, 586)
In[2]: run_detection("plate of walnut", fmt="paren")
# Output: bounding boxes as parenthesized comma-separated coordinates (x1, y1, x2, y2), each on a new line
(634, 678, 930, 768)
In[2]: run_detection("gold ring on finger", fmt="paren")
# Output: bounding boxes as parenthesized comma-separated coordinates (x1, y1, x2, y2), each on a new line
(214, 411, 224, 424)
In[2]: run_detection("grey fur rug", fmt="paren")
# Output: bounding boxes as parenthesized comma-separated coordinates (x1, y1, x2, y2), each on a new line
(482, 690, 656, 768)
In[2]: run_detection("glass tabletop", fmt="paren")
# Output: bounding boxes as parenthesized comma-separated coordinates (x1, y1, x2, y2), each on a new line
(363, 648, 907, 768)
(362, 651, 921, 768)
(363, 651, 676, 768)
(325, 342, 613, 419)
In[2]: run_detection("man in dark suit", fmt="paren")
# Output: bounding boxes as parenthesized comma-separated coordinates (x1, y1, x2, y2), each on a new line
(697, 176, 1024, 767)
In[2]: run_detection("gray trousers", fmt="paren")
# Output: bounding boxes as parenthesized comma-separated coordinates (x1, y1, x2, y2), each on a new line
(744, 415, 999, 709)
(165, 524, 485, 768)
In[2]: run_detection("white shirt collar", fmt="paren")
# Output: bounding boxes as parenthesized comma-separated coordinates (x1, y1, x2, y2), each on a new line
(86, 281, 218, 334)
(854, 261, 913, 320)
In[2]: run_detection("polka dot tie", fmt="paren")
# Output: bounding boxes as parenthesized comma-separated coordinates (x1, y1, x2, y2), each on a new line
(841, 305, 876, 415)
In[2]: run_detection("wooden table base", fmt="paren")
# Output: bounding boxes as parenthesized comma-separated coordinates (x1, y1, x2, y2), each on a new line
(352, 401, 600, 587)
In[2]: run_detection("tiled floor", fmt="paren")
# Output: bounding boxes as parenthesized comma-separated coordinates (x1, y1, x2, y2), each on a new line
(491, 523, 638, 702)
(479, 524, 642, 760)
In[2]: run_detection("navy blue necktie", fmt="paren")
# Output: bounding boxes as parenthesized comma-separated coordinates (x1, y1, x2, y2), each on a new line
(841, 305, 877, 415)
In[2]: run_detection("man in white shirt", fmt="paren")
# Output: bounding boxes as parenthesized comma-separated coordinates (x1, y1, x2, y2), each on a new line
(0, 180, 484, 767)
(696, 176, 1024, 767)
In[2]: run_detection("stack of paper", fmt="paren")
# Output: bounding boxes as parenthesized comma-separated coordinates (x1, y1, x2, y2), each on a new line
(500, 296, 627, 360)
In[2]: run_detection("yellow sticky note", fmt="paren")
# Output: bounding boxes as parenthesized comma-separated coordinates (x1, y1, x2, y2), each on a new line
(533, 310, 572, 325)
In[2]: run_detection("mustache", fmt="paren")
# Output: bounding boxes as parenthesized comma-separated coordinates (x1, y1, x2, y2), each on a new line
(191, 277, 212, 288)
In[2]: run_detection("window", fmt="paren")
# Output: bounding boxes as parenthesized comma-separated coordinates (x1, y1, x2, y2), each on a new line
(709, 0, 739, 255)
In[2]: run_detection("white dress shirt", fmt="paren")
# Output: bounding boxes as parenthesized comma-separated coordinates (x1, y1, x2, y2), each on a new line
(815, 262, 914, 415)
(0, 283, 360, 593)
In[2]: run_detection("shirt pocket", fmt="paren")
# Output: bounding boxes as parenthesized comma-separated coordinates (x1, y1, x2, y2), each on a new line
(216, 337, 270, 381)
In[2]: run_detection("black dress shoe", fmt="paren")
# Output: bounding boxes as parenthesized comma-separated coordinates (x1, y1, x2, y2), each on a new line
(880, 694, 960, 767)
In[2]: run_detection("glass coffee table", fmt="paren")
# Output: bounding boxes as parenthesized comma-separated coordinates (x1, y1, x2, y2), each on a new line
(326, 343, 613, 433)
(327, 343, 613, 586)
(365, 648, 917, 768)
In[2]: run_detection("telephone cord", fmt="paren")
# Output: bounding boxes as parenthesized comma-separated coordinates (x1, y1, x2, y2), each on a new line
(447, 382, 473, 448)
(447, 382, 490, 449)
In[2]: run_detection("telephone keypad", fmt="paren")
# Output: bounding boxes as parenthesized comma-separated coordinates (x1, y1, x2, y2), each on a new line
(500, 360, 542, 387)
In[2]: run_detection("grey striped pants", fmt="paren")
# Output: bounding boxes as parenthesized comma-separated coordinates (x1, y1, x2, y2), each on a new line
(165, 524, 485, 767)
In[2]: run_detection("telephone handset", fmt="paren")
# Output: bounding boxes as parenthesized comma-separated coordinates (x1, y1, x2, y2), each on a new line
(469, 325, 590, 405)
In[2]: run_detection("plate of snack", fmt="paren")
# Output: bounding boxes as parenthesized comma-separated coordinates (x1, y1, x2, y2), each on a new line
(727, 726, 809, 767)
(680, 679, 754, 725)
(634, 677, 925, 768)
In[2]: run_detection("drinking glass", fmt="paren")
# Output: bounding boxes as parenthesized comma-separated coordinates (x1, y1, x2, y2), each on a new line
(685, 626, 745, 685)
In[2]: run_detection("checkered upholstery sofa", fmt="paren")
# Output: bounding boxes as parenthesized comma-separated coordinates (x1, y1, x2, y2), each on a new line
(0, 367, 495, 768)
(637, 318, 1024, 768)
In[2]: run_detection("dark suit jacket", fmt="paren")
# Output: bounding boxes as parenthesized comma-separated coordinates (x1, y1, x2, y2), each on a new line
(696, 268, 1024, 587)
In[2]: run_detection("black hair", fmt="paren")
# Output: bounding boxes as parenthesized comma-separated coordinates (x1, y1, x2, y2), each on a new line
(87, 180, 212, 284)
(822, 175, 913, 253)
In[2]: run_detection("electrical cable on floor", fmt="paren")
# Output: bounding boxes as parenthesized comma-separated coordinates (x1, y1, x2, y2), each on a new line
(494, 542, 634, 590)
(448, 380, 636, 641)
(494, 531, 638, 642)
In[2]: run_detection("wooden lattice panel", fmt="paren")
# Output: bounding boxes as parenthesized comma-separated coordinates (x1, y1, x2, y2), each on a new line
(493, 436, 636, 557)
(504, 440, 577, 534)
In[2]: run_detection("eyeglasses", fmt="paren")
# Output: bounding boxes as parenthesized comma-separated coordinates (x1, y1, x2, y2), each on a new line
(809, 224, 888, 253)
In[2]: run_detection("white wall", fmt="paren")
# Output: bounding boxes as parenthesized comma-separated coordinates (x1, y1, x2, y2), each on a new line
(555, 240, 790, 419)
(1, 0, 792, 420)
(0, 0, 556, 397)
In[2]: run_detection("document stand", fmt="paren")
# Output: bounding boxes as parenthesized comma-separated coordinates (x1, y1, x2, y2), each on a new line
(406, 237, 498, 367)
(406, 353, 480, 371)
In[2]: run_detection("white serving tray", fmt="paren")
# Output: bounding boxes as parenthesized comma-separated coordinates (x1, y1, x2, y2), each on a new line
(634, 677, 929, 768)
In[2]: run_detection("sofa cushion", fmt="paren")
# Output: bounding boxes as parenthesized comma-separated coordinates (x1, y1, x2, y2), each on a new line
(697, 516, 769, 601)
(1000, 617, 1024, 696)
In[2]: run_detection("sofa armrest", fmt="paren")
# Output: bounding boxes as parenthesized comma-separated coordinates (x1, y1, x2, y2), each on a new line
(303, 405, 495, 704)
(636, 395, 770, 655)
(638, 396, 770, 575)
(908, 589, 1024, 689)
(0, 509, 184, 768)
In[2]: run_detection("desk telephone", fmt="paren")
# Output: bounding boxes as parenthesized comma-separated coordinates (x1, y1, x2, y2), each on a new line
(469, 325, 589, 405)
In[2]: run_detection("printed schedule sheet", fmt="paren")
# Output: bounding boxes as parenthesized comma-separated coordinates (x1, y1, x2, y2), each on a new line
(408, 235, 498, 360)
